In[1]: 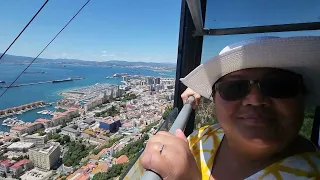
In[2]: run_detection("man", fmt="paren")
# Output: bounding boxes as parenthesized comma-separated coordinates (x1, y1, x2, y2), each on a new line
(139, 36, 320, 179)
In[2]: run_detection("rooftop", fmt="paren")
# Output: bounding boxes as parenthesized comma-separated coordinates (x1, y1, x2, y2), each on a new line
(83, 129, 95, 136)
(11, 125, 26, 131)
(62, 127, 79, 133)
(31, 143, 59, 154)
(0, 159, 15, 167)
(53, 108, 79, 119)
(75, 173, 89, 180)
(115, 155, 129, 164)
(7, 142, 34, 149)
(84, 119, 95, 124)
(10, 159, 31, 169)
(122, 122, 133, 127)
(11, 122, 42, 131)
(35, 118, 50, 123)
(91, 162, 108, 174)
(26, 122, 42, 128)
(21, 168, 52, 180)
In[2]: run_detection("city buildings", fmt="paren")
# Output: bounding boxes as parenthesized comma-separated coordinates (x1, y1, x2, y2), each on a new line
(21, 133, 48, 147)
(52, 108, 80, 126)
(2, 74, 174, 179)
(114, 155, 129, 164)
(98, 119, 121, 132)
(0, 160, 15, 174)
(61, 126, 80, 140)
(7, 142, 35, 151)
(20, 168, 52, 180)
(28, 143, 60, 170)
(10, 122, 44, 136)
(0, 159, 32, 178)
(35, 118, 52, 128)
(8, 159, 33, 178)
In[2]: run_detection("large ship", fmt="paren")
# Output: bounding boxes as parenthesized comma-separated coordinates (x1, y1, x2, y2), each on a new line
(0, 81, 5, 83)
(52, 77, 73, 83)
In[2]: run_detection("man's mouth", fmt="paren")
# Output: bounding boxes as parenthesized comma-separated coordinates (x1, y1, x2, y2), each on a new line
(238, 113, 272, 126)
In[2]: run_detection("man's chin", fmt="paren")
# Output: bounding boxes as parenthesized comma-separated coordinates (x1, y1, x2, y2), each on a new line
(242, 137, 282, 151)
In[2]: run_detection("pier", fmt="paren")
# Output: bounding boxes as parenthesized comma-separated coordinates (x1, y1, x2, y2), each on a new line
(0, 101, 51, 119)
(0, 77, 83, 89)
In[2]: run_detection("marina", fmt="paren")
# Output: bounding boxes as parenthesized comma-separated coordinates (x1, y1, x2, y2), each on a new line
(1, 117, 25, 127)
(36, 110, 54, 116)
(0, 101, 52, 119)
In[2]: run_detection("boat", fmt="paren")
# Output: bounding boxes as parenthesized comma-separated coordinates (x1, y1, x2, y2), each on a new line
(37, 110, 44, 114)
(52, 77, 73, 83)
(113, 73, 128, 77)
(41, 110, 49, 115)
(0, 81, 5, 83)
(2, 118, 11, 126)
(2, 117, 20, 127)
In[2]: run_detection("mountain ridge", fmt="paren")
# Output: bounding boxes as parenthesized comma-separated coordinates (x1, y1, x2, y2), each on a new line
(0, 53, 176, 68)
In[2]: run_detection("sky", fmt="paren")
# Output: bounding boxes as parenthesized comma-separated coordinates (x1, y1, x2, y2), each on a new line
(1, 0, 319, 63)
(0, 0, 182, 63)
(201, 0, 320, 62)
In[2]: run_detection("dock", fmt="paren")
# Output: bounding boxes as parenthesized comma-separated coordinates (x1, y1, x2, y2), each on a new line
(0, 101, 52, 119)
(0, 77, 84, 89)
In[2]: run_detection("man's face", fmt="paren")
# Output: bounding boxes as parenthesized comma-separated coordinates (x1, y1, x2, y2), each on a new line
(214, 68, 305, 152)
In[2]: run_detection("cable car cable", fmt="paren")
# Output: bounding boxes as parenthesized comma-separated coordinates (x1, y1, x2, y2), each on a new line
(0, 0, 49, 62)
(0, 0, 91, 99)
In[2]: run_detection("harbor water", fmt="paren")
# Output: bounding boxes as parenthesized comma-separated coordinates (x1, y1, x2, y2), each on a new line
(0, 63, 175, 131)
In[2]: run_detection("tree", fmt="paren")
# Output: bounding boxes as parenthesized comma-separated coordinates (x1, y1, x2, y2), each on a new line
(113, 137, 146, 160)
(92, 164, 127, 180)
(12, 138, 20, 142)
(61, 135, 71, 144)
(12, 156, 24, 161)
(62, 142, 90, 167)
(92, 136, 123, 155)
(0, 172, 7, 178)
(140, 121, 159, 134)
(162, 106, 173, 119)
(300, 108, 315, 139)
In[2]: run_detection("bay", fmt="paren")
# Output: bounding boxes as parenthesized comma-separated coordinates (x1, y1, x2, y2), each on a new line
(0, 63, 175, 131)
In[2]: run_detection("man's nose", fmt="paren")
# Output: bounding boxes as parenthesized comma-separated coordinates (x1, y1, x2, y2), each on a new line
(242, 84, 270, 106)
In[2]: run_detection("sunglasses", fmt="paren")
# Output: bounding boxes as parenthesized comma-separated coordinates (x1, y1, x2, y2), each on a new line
(214, 76, 304, 101)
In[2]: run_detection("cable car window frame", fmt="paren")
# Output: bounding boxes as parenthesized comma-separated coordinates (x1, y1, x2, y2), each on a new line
(177, 0, 320, 147)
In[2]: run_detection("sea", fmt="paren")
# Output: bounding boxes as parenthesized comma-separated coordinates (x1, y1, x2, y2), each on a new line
(0, 63, 175, 132)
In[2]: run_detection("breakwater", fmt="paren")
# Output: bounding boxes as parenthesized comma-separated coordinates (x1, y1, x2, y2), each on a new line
(0, 77, 84, 88)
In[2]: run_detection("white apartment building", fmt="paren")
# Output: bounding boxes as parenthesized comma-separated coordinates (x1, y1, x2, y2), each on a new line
(28, 143, 60, 170)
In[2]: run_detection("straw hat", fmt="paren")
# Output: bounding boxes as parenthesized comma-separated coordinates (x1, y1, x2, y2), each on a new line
(180, 36, 320, 107)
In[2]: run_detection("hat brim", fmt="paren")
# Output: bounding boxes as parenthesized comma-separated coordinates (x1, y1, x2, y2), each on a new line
(180, 36, 320, 107)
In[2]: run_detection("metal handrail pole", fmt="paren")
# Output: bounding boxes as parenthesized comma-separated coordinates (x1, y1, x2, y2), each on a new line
(141, 96, 195, 180)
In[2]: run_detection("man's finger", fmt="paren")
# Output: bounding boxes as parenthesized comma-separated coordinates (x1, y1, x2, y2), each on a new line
(140, 143, 174, 179)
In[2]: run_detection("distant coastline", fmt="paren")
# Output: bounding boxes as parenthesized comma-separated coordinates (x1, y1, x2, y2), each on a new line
(0, 53, 176, 72)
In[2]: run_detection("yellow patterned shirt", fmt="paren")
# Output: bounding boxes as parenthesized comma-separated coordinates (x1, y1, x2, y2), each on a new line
(188, 124, 320, 180)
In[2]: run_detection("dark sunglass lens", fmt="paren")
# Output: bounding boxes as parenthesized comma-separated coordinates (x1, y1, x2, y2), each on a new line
(218, 80, 250, 101)
(260, 78, 301, 98)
